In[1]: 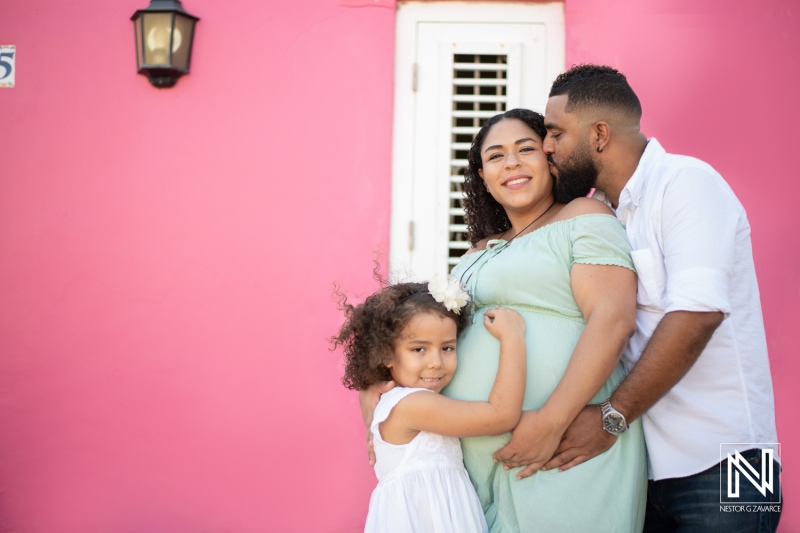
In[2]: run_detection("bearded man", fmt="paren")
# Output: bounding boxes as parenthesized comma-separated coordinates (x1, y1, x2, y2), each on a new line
(493, 64, 782, 532)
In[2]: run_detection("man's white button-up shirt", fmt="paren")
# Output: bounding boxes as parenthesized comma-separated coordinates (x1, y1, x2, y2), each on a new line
(593, 138, 778, 480)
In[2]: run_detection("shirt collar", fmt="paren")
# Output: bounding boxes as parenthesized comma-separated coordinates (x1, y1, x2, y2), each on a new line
(591, 137, 664, 212)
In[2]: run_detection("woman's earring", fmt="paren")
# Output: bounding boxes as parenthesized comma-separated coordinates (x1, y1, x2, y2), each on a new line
(484, 183, 489, 191)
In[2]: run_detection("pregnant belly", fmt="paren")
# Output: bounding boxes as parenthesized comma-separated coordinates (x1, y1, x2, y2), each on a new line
(443, 307, 587, 411)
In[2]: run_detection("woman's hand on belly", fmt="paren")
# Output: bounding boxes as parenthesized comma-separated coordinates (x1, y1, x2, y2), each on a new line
(543, 404, 617, 472)
(491, 409, 567, 479)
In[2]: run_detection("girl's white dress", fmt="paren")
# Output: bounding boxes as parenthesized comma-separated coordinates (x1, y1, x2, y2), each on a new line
(364, 387, 488, 533)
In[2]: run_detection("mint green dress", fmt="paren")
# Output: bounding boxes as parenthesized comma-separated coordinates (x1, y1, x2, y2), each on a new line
(444, 214, 647, 533)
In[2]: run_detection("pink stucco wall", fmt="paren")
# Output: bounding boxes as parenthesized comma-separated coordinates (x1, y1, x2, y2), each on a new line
(0, 0, 796, 531)
(0, 0, 395, 531)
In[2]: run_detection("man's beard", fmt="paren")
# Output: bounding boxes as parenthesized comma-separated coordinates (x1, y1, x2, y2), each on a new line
(551, 144, 598, 203)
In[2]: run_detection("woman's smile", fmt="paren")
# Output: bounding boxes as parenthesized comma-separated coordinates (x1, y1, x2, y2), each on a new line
(503, 174, 532, 189)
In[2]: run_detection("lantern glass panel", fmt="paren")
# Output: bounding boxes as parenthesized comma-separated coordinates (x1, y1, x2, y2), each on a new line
(134, 16, 145, 69)
(172, 13, 195, 71)
(142, 12, 175, 66)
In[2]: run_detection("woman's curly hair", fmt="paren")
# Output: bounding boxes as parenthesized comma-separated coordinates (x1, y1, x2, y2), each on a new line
(331, 281, 471, 391)
(464, 108, 548, 246)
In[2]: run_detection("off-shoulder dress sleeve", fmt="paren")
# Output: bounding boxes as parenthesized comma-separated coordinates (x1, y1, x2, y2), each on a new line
(570, 214, 635, 272)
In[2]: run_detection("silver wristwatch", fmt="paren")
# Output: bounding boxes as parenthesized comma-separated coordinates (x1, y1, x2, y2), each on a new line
(600, 399, 629, 435)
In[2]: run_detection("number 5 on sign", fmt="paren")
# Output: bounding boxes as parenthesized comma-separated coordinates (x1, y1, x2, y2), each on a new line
(0, 45, 16, 88)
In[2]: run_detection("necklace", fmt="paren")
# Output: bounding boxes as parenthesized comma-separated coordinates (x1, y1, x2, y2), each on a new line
(459, 200, 557, 287)
(497, 201, 557, 248)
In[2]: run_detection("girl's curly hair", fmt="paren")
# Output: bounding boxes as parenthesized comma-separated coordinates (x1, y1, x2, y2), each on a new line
(464, 108, 548, 246)
(331, 281, 471, 391)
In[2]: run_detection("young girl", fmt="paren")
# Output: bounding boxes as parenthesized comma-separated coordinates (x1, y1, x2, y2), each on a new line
(332, 280, 527, 533)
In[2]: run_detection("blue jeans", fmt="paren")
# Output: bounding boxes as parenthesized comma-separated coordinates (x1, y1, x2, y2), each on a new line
(644, 448, 782, 533)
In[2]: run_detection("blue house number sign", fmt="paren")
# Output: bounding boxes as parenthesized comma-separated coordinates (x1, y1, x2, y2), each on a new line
(0, 45, 16, 88)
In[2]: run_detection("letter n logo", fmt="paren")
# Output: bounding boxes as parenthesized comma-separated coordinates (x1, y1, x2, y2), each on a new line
(727, 449, 773, 498)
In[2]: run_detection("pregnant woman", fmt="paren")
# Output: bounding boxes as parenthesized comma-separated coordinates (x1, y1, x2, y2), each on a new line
(442, 108, 646, 532)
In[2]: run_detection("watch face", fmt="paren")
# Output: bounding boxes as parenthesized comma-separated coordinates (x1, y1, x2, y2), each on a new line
(603, 413, 626, 433)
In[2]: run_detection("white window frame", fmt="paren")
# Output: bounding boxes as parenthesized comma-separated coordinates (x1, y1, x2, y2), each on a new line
(389, 2, 565, 281)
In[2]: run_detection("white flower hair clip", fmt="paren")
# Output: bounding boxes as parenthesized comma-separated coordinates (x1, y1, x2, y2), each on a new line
(428, 276, 470, 315)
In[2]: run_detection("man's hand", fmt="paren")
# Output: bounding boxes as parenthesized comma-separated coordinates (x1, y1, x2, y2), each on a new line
(492, 410, 565, 479)
(359, 380, 395, 466)
(543, 404, 616, 472)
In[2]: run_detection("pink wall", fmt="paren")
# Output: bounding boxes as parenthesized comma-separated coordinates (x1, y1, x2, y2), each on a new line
(0, 0, 395, 531)
(0, 0, 796, 531)
(564, 0, 798, 529)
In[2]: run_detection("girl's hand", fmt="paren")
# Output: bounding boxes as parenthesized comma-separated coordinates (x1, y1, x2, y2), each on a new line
(359, 380, 395, 466)
(484, 306, 526, 341)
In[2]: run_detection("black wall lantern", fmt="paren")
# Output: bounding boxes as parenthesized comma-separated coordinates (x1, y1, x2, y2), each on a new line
(132, 0, 199, 88)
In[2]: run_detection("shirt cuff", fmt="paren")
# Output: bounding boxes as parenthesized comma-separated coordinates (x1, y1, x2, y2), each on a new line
(664, 267, 731, 317)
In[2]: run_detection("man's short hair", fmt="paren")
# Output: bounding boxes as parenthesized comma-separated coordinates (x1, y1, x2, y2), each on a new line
(549, 64, 642, 119)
